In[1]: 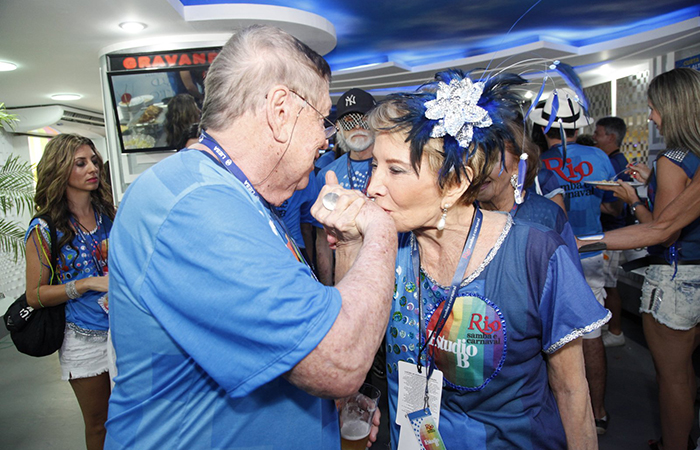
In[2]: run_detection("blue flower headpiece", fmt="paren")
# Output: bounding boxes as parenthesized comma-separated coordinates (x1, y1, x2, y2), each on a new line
(391, 69, 527, 187)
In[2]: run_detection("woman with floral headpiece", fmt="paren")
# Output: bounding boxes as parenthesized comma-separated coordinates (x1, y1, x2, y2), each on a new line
(319, 70, 608, 449)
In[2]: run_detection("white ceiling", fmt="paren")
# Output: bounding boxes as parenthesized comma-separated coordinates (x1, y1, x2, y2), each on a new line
(1, 0, 699, 115)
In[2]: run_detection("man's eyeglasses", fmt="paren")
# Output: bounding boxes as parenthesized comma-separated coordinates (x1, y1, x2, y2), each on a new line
(289, 89, 338, 140)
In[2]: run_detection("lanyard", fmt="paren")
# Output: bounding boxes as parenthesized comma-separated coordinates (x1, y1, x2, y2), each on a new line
(198, 131, 314, 276)
(413, 208, 483, 390)
(71, 211, 106, 276)
(346, 156, 372, 194)
(509, 201, 519, 218)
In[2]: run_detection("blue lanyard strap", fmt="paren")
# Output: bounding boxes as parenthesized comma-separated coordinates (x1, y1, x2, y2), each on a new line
(198, 131, 315, 277)
(346, 156, 372, 194)
(414, 208, 483, 380)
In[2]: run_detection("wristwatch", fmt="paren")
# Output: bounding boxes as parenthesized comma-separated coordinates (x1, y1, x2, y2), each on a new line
(630, 201, 644, 215)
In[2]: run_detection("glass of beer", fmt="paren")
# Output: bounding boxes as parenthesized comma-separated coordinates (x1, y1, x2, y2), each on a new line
(339, 383, 381, 450)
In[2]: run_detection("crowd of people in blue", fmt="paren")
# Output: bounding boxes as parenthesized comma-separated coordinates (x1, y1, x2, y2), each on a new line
(22, 24, 700, 450)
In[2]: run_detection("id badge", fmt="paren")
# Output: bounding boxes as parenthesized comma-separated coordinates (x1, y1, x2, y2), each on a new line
(407, 408, 446, 450)
(396, 361, 443, 450)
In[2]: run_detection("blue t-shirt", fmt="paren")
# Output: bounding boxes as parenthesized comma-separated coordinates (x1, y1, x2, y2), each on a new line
(647, 149, 700, 260)
(601, 150, 632, 231)
(316, 153, 372, 193)
(528, 167, 563, 199)
(25, 213, 111, 331)
(386, 217, 609, 449)
(274, 172, 321, 247)
(515, 192, 582, 272)
(106, 150, 343, 450)
(541, 142, 616, 258)
(315, 149, 337, 171)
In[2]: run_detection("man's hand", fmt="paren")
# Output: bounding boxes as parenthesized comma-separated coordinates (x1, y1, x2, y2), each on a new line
(311, 171, 373, 249)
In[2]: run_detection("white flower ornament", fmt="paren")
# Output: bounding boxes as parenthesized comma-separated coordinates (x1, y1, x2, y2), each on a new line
(424, 77, 492, 148)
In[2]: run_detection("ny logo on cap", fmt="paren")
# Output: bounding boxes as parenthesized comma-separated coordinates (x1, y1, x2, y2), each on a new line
(345, 95, 357, 106)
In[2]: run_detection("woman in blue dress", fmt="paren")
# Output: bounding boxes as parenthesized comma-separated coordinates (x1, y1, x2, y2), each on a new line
(24, 133, 114, 450)
(598, 67, 700, 450)
(357, 69, 608, 449)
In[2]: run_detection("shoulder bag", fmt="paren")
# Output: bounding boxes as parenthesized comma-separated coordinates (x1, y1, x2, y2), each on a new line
(3, 215, 66, 357)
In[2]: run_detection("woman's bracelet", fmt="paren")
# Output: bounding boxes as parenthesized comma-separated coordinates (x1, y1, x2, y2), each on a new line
(630, 200, 644, 215)
(65, 280, 80, 299)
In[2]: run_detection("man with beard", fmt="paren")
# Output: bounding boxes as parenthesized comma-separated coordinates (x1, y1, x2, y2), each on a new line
(315, 88, 377, 285)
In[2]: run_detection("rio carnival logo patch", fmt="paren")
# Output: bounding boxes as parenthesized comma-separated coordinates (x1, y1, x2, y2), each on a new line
(426, 293, 507, 391)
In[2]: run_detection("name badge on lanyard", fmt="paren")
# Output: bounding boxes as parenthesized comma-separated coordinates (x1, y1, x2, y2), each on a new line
(398, 208, 483, 449)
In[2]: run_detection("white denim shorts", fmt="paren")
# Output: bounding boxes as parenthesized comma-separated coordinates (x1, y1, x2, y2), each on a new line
(581, 253, 608, 339)
(59, 325, 110, 381)
(602, 250, 622, 288)
(640, 264, 700, 331)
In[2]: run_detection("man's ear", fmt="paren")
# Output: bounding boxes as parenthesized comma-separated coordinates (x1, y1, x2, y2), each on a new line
(266, 85, 294, 143)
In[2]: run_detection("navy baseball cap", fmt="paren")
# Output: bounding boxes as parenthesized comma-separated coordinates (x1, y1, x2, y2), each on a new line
(336, 88, 376, 119)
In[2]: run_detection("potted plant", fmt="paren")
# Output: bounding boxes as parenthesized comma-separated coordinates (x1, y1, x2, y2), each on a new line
(0, 103, 35, 262)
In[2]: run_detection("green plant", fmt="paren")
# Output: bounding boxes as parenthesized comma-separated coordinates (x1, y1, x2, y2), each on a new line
(0, 103, 35, 262)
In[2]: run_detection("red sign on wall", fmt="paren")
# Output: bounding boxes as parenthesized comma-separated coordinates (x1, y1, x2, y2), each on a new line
(109, 48, 220, 72)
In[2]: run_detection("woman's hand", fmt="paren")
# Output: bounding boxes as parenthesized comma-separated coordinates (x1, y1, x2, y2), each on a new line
(627, 162, 650, 183)
(596, 181, 640, 205)
(312, 171, 373, 250)
(80, 274, 109, 293)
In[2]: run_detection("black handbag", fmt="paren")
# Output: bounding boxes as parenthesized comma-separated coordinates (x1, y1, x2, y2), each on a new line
(3, 215, 66, 357)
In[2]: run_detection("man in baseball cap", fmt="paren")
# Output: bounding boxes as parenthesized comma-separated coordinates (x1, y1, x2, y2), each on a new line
(315, 88, 377, 285)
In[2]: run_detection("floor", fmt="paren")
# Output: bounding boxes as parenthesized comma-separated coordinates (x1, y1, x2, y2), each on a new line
(1, 288, 698, 449)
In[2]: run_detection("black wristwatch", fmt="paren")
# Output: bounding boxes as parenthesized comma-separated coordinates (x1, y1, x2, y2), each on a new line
(630, 201, 643, 215)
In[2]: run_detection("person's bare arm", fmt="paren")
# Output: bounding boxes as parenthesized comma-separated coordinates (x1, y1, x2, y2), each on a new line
(547, 338, 597, 449)
(287, 175, 397, 398)
(599, 199, 622, 217)
(25, 228, 108, 308)
(594, 167, 700, 250)
(300, 222, 314, 256)
(315, 228, 334, 285)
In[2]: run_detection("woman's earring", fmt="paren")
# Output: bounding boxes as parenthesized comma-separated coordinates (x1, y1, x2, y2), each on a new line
(437, 204, 449, 231)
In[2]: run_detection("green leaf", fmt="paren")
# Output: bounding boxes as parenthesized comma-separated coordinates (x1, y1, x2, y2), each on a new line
(0, 155, 35, 215)
(0, 218, 27, 262)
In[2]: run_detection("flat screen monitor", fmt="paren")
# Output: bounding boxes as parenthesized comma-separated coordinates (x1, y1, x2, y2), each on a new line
(106, 47, 218, 153)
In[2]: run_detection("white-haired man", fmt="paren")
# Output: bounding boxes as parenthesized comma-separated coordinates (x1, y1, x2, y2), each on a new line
(106, 26, 396, 449)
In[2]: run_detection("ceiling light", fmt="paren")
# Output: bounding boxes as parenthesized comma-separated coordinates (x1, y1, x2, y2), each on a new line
(51, 94, 82, 101)
(119, 22, 147, 32)
(0, 61, 18, 71)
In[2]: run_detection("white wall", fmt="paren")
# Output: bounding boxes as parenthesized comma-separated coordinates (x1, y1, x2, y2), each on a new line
(0, 130, 33, 314)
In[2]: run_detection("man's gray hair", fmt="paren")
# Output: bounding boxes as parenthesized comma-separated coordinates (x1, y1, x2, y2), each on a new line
(595, 116, 627, 148)
(200, 25, 332, 132)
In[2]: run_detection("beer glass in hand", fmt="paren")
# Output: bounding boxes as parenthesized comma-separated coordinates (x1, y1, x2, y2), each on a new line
(339, 383, 381, 450)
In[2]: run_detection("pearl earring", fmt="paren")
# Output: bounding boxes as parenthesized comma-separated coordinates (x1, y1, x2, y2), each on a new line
(437, 204, 449, 231)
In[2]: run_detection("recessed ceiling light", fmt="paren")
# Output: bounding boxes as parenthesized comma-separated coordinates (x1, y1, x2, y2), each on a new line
(119, 22, 147, 32)
(0, 61, 18, 71)
(51, 94, 82, 101)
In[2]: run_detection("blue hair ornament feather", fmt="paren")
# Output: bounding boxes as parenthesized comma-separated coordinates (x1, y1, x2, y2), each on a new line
(552, 61, 589, 111)
(543, 91, 559, 134)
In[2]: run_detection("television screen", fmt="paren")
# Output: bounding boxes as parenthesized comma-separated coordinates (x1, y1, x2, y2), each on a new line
(107, 67, 207, 153)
